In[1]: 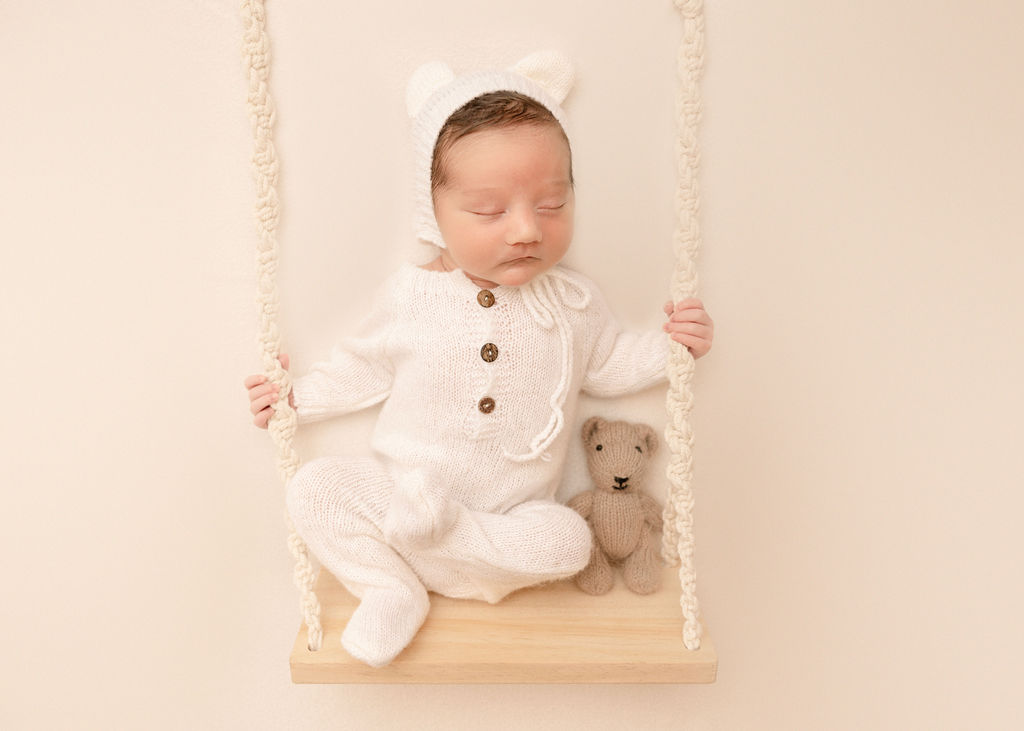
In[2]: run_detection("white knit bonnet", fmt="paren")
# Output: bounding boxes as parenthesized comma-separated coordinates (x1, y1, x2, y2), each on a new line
(406, 50, 575, 249)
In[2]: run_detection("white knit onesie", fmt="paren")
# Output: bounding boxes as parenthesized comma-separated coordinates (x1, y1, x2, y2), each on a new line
(286, 262, 668, 666)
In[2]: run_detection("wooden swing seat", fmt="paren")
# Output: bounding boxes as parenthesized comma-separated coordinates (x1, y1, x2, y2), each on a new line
(290, 564, 717, 684)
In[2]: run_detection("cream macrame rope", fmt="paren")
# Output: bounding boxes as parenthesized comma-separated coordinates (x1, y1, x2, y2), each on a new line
(661, 0, 706, 651)
(240, 0, 323, 652)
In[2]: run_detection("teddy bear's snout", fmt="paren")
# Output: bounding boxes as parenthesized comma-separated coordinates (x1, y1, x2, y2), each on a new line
(613, 476, 629, 490)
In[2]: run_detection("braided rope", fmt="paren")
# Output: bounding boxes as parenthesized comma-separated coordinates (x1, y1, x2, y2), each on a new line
(240, 0, 323, 652)
(661, 0, 706, 651)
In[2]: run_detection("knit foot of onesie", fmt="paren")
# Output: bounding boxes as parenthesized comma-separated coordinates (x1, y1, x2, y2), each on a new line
(286, 456, 433, 666)
(341, 585, 430, 667)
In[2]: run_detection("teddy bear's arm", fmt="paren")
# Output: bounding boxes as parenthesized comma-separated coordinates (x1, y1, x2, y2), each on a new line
(639, 493, 664, 531)
(567, 491, 595, 520)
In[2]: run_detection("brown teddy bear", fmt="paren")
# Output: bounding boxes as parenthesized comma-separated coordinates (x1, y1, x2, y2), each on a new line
(568, 417, 664, 595)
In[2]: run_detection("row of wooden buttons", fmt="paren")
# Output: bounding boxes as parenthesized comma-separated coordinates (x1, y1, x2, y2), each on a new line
(478, 289, 496, 412)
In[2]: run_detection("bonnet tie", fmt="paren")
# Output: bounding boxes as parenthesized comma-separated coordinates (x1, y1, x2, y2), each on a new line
(506, 269, 591, 462)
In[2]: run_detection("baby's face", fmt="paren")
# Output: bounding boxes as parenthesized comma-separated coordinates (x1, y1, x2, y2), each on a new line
(432, 124, 574, 289)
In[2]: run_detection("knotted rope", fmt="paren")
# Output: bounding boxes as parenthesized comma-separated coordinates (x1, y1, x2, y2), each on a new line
(661, 0, 706, 651)
(240, 0, 323, 651)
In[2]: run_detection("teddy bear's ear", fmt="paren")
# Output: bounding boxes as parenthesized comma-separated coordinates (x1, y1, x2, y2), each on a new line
(640, 424, 659, 455)
(581, 416, 606, 446)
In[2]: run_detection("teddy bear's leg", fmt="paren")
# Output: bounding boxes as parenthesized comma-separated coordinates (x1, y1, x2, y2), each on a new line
(575, 537, 615, 595)
(622, 529, 662, 595)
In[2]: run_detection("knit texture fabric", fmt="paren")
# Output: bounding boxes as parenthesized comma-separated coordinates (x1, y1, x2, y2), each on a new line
(288, 264, 669, 665)
(293, 263, 669, 508)
(569, 418, 665, 595)
(287, 455, 594, 666)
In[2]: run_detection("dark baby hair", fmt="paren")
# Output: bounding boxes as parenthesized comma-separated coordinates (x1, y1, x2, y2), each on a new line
(430, 91, 573, 193)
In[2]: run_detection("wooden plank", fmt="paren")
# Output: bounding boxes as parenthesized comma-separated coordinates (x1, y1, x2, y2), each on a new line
(290, 565, 717, 684)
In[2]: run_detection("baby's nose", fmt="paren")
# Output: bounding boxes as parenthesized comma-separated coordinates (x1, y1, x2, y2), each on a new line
(505, 208, 541, 245)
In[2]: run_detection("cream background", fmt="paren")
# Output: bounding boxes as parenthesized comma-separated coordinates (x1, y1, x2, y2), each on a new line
(2, 1, 1022, 729)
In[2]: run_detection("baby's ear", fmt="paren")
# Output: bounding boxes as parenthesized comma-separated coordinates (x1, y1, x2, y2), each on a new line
(511, 50, 574, 103)
(406, 61, 456, 118)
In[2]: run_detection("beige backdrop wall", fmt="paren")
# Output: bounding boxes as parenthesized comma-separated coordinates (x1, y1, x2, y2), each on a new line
(2, 1, 1021, 729)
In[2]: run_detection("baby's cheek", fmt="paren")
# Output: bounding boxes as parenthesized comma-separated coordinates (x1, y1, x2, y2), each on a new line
(552, 216, 574, 245)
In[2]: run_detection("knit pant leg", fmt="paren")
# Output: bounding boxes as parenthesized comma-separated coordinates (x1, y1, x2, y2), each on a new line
(382, 466, 458, 548)
(407, 499, 593, 603)
(286, 456, 430, 668)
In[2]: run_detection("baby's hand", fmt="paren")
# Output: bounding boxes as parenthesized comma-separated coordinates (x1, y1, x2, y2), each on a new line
(243, 354, 293, 429)
(663, 298, 714, 359)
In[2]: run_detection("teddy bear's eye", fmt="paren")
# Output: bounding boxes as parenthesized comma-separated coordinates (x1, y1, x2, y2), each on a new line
(635, 446, 643, 453)
(595, 444, 603, 451)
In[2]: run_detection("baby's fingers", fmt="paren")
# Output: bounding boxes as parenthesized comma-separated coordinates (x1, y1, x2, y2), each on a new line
(248, 380, 278, 402)
(249, 390, 280, 416)
(253, 405, 274, 429)
(663, 321, 712, 338)
(244, 373, 266, 390)
(670, 305, 713, 326)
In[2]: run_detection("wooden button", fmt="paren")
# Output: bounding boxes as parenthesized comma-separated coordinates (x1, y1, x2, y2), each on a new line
(477, 289, 495, 308)
(480, 343, 498, 363)
(478, 397, 496, 414)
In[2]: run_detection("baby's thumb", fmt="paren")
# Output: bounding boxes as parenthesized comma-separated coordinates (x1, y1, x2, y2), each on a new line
(279, 353, 290, 371)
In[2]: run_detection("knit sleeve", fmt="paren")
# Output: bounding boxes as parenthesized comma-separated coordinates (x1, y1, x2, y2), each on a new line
(581, 283, 670, 398)
(291, 282, 397, 424)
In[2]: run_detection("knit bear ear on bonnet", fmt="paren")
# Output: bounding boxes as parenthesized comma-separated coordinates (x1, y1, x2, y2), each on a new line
(407, 50, 575, 249)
